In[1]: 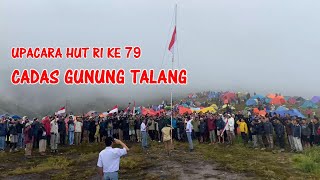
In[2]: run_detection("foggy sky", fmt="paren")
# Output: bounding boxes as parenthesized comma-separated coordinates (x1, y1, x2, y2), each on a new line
(1, 0, 320, 110)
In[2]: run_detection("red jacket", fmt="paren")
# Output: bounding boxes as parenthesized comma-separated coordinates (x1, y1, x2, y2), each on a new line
(207, 118, 216, 131)
(42, 117, 51, 136)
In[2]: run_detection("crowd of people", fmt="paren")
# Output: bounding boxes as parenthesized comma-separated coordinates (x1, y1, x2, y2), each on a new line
(0, 109, 320, 157)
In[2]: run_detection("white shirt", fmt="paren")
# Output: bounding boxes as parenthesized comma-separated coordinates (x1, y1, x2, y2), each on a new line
(97, 147, 127, 173)
(50, 121, 58, 134)
(75, 121, 83, 133)
(228, 117, 235, 131)
(140, 122, 146, 132)
(223, 117, 229, 131)
(186, 121, 193, 133)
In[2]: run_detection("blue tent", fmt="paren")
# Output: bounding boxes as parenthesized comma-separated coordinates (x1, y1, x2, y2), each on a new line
(301, 100, 318, 109)
(287, 109, 306, 118)
(251, 94, 265, 100)
(11, 115, 21, 120)
(276, 106, 288, 111)
(246, 99, 257, 106)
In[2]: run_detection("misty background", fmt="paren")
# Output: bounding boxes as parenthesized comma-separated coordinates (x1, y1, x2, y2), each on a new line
(1, 0, 320, 116)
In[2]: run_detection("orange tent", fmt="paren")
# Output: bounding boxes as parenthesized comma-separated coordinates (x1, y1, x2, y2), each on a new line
(267, 94, 276, 99)
(270, 96, 286, 105)
(179, 106, 192, 115)
(253, 108, 267, 117)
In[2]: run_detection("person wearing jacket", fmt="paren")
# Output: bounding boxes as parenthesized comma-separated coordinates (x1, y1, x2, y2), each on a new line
(199, 118, 207, 143)
(237, 118, 248, 145)
(308, 118, 319, 146)
(207, 115, 216, 144)
(38, 124, 47, 155)
(0, 118, 7, 152)
(41, 116, 51, 146)
(216, 115, 225, 143)
(50, 118, 59, 153)
(57, 116, 66, 145)
(16, 119, 24, 149)
(292, 119, 303, 152)
(226, 114, 235, 145)
(285, 119, 295, 152)
(301, 120, 311, 148)
(24, 122, 33, 157)
(9, 119, 18, 152)
(67, 116, 75, 145)
(263, 118, 274, 149)
(274, 119, 285, 151)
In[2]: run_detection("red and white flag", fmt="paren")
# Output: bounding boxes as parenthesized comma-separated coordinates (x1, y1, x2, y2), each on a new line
(168, 26, 176, 53)
(108, 105, 118, 115)
(55, 107, 66, 115)
(123, 103, 131, 115)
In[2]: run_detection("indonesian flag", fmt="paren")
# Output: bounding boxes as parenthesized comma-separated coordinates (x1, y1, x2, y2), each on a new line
(123, 103, 130, 115)
(55, 107, 66, 115)
(168, 26, 176, 53)
(220, 118, 229, 137)
(108, 105, 118, 115)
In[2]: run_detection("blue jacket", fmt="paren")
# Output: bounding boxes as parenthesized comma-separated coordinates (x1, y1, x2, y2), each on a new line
(293, 125, 301, 138)
(0, 123, 7, 136)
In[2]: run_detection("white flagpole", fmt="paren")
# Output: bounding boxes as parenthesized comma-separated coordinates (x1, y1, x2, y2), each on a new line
(171, 4, 177, 145)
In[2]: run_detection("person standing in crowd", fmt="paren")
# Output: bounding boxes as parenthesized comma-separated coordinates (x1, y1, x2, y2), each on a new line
(301, 119, 311, 148)
(237, 118, 248, 145)
(42, 116, 51, 147)
(32, 118, 40, 149)
(308, 118, 319, 146)
(199, 117, 207, 143)
(50, 118, 59, 153)
(129, 116, 136, 142)
(89, 118, 96, 143)
(67, 116, 75, 145)
(186, 116, 194, 152)
(83, 117, 90, 143)
(286, 119, 295, 152)
(24, 122, 33, 158)
(39, 124, 47, 155)
(9, 119, 18, 152)
(274, 119, 285, 152)
(263, 118, 274, 149)
(58, 116, 66, 145)
(148, 117, 156, 141)
(141, 119, 148, 150)
(95, 121, 100, 143)
(107, 118, 113, 138)
(74, 117, 83, 145)
(207, 114, 216, 145)
(226, 114, 235, 144)
(97, 137, 129, 180)
(16, 119, 24, 149)
(134, 117, 141, 142)
(192, 117, 200, 142)
(292, 119, 303, 152)
(0, 118, 7, 152)
(162, 122, 172, 156)
(216, 114, 225, 143)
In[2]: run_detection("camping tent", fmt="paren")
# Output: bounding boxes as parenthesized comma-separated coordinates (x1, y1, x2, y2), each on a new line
(179, 106, 192, 115)
(246, 99, 258, 106)
(251, 94, 265, 100)
(311, 96, 320, 104)
(270, 96, 286, 105)
(195, 107, 216, 113)
(301, 100, 318, 109)
(288, 97, 297, 105)
(276, 106, 288, 111)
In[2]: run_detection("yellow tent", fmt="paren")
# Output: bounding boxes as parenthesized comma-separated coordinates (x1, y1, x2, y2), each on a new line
(195, 107, 216, 113)
(209, 104, 218, 110)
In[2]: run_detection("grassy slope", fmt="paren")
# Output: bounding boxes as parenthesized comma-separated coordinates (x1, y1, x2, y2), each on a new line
(0, 141, 319, 180)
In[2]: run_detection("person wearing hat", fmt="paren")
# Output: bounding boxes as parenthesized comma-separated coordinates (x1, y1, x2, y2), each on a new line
(23, 122, 33, 157)
(97, 137, 129, 180)
(50, 118, 59, 153)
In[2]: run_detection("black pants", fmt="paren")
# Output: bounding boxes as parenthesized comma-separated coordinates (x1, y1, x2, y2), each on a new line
(60, 132, 66, 145)
(89, 132, 95, 143)
(277, 135, 285, 149)
(241, 132, 248, 145)
(47, 135, 51, 146)
(33, 136, 39, 148)
(149, 130, 155, 140)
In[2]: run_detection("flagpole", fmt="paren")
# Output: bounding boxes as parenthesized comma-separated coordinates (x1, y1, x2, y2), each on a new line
(171, 4, 177, 145)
